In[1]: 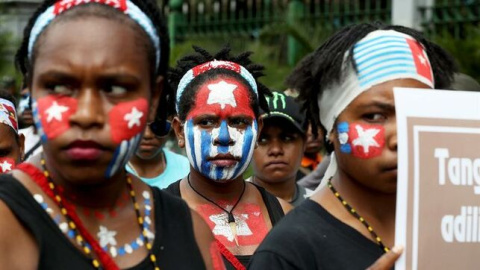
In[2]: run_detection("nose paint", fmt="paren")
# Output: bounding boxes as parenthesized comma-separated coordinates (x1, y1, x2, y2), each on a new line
(105, 98, 148, 178)
(337, 121, 385, 159)
(33, 95, 78, 141)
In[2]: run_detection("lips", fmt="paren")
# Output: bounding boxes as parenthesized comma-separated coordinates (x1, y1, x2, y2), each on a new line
(265, 160, 288, 168)
(208, 154, 239, 167)
(64, 140, 106, 161)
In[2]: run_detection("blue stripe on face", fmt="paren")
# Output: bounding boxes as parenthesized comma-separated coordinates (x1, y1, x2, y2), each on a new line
(217, 120, 230, 154)
(200, 129, 212, 176)
(233, 120, 256, 178)
(186, 120, 198, 171)
(106, 144, 122, 178)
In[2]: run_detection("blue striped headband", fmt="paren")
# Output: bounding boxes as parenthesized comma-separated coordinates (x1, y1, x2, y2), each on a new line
(28, 0, 160, 69)
(175, 60, 258, 112)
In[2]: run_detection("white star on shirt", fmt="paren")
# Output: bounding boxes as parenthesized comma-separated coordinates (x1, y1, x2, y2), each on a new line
(207, 81, 238, 109)
(45, 101, 69, 123)
(352, 125, 380, 154)
(97, 226, 117, 247)
(209, 212, 252, 242)
(124, 107, 143, 129)
(418, 54, 427, 65)
(0, 160, 12, 172)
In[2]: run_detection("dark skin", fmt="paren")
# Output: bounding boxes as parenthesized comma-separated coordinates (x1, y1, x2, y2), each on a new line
(172, 81, 292, 256)
(252, 118, 306, 203)
(311, 79, 429, 256)
(0, 16, 216, 269)
(0, 125, 25, 163)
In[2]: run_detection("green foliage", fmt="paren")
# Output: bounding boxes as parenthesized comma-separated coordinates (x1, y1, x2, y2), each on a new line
(432, 27, 480, 83)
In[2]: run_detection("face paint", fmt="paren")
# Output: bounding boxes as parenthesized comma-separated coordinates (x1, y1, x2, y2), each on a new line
(105, 98, 148, 178)
(184, 78, 257, 181)
(197, 203, 269, 248)
(337, 121, 385, 159)
(0, 102, 18, 132)
(33, 95, 78, 141)
(0, 157, 15, 173)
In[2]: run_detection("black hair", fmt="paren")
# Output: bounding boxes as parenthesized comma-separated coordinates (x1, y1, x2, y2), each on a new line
(169, 45, 271, 121)
(286, 22, 457, 153)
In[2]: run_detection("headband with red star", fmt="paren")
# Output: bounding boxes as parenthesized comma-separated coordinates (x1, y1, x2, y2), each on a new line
(0, 99, 18, 133)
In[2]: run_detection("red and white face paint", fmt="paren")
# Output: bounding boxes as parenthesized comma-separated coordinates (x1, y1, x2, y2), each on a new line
(337, 122, 385, 159)
(0, 157, 15, 173)
(33, 95, 78, 141)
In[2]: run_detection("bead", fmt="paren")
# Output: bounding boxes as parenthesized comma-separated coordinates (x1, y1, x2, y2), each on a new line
(92, 259, 100, 267)
(146, 243, 152, 250)
(150, 254, 157, 262)
(138, 216, 144, 224)
(69, 221, 76, 229)
(61, 208, 67, 215)
(83, 246, 91, 254)
(55, 195, 61, 202)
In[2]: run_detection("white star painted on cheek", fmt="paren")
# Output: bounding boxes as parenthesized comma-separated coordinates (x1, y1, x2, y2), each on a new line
(124, 107, 143, 129)
(97, 226, 117, 247)
(0, 160, 12, 172)
(352, 125, 380, 154)
(45, 101, 69, 123)
(207, 80, 238, 109)
(418, 54, 426, 65)
(209, 212, 252, 242)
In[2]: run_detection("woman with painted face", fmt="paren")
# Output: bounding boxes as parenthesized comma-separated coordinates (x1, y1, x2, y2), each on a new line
(0, 90, 25, 172)
(167, 46, 292, 270)
(0, 1, 223, 269)
(248, 23, 457, 269)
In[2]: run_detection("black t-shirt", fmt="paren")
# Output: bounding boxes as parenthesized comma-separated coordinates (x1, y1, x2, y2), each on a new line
(0, 174, 206, 270)
(248, 199, 386, 270)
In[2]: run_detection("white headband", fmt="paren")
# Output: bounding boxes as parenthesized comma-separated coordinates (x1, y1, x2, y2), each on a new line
(175, 60, 258, 112)
(0, 99, 18, 133)
(316, 30, 434, 190)
(28, 0, 160, 69)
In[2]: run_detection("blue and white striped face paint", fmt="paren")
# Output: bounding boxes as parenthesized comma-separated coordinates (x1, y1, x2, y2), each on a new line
(184, 119, 257, 182)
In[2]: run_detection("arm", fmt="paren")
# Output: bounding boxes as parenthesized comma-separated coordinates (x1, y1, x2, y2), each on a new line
(191, 209, 226, 270)
(0, 200, 38, 270)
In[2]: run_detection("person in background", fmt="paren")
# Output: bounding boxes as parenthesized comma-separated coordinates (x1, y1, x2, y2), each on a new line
(167, 46, 291, 269)
(17, 88, 43, 161)
(248, 22, 457, 269)
(0, 90, 24, 173)
(126, 117, 190, 189)
(297, 124, 324, 179)
(250, 91, 313, 207)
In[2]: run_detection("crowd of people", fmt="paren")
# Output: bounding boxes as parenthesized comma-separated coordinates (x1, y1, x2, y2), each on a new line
(0, 0, 464, 269)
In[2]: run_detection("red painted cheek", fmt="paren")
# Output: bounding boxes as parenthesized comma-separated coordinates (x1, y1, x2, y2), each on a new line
(37, 95, 78, 140)
(187, 78, 255, 120)
(109, 98, 148, 144)
(197, 203, 269, 248)
(0, 157, 15, 173)
(348, 123, 385, 159)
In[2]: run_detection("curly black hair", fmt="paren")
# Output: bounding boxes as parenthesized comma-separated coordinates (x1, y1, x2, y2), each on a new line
(286, 22, 457, 152)
(169, 45, 271, 121)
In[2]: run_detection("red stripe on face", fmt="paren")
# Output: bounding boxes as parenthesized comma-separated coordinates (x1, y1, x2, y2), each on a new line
(109, 98, 148, 144)
(0, 157, 15, 173)
(187, 77, 255, 120)
(348, 123, 385, 159)
(37, 95, 78, 140)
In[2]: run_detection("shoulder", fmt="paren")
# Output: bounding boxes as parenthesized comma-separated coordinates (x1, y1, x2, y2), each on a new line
(164, 149, 189, 165)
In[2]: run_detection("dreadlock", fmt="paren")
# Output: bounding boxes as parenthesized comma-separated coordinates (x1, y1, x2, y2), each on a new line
(169, 45, 271, 121)
(287, 22, 457, 152)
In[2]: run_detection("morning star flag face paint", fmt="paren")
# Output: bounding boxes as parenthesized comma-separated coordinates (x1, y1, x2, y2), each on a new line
(0, 157, 15, 173)
(337, 122, 385, 159)
(184, 78, 257, 181)
(33, 95, 78, 141)
(0, 99, 18, 133)
(105, 98, 148, 178)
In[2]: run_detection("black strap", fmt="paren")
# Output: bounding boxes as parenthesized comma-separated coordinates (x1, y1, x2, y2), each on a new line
(249, 182, 285, 225)
(24, 140, 41, 161)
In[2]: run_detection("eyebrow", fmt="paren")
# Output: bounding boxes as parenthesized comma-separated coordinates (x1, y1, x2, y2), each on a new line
(357, 101, 395, 112)
(37, 70, 142, 84)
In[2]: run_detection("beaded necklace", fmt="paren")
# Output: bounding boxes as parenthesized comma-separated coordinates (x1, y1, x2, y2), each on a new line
(37, 158, 161, 270)
(327, 178, 390, 253)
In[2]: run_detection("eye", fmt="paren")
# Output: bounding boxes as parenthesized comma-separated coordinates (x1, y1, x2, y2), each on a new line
(48, 84, 73, 95)
(110, 85, 128, 95)
(0, 149, 11, 157)
(229, 117, 252, 128)
(196, 117, 217, 128)
(364, 113, 386, 122)
(257, 136, 268, 145)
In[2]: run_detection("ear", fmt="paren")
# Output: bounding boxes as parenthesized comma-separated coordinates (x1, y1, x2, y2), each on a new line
(172, 116, 185, 148)
(149, 76, 164, 121)
(18, 133, 25, 162)
(255, 117, 264, 149)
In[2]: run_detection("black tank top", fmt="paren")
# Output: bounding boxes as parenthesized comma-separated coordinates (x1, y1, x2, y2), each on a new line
(165, 180, 285, 269)
(0, 174, 206, 270)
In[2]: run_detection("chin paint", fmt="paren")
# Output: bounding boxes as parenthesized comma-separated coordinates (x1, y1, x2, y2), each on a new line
(105, 98, 148, 178)
(184, 78, 257, 182)
(337, 121, 385, 159)
(33, 95, 78, 141)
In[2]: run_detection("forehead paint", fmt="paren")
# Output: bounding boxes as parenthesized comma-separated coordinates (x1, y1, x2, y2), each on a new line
(105, 98, 147, 178)
(0, 100, 18, 132)
(0, 158, 15, 173)
(197, 203, 268, 248)
(337, 122, 385, 159)
(33, 95, 78, 141)
(184, 119, 257, 181)
(187, 78, 255, 120)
